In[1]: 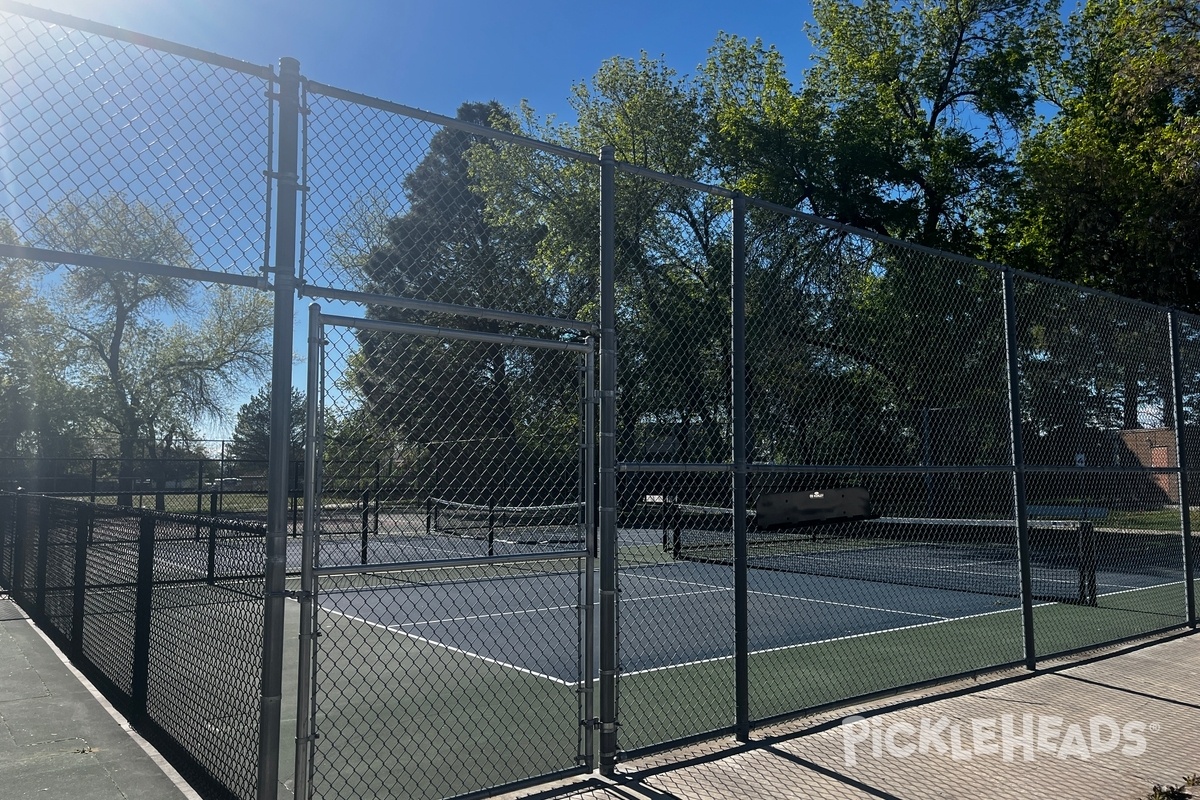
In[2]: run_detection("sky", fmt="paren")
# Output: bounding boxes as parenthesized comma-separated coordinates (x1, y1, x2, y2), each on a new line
(25, 0, 818, 123)
(14, 0, 820, 443)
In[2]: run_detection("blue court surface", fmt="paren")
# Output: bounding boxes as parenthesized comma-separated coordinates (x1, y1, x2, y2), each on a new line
(312, 552, 1180, 684)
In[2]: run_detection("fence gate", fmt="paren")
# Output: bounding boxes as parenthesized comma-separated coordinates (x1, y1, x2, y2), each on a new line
(295, 305, 595, 800)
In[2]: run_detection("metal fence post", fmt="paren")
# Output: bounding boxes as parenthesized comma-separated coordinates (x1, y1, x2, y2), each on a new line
(12, 489, 27, 604)
(258, 54, 302, 800)
(1002, 267, 1037, 669)
(72, 505, 89, 660)
(131, 512, 156, 722)
(598, 145, 619, 774)
(1168, 310, 1196, 626)
(293, 302, 323, 800)
(731, 194, 750, 741)
(34, 496, 50, 622)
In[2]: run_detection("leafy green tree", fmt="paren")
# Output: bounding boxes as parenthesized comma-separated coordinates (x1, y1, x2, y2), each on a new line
(227, 384, 306, 467)
(703, 0, 1057, 252)
(29, 193, 273, 501)
(1005, 0, 1200, 309)
(0, 220, 94, 488)
(348, 103, 583, 503)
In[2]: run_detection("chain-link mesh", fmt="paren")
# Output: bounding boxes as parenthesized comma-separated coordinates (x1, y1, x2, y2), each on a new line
(1178, 311, 1200, 621)
(1013, 278, 1188, 655)
(4, 5, 1198, 791)
(146, 514, 265, 800)
(612, 177, 736, 753)
(0, 492, 13, 588)
(302, 85, 600, 308)
(737, 215, 1024, 723)
(39, 497, 79, 644)
(0, 493, 268, 800)
(0, 10, 273, 276)
(302, 315, 593, 799)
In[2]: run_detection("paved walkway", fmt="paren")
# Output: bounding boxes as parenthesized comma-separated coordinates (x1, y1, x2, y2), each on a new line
(506, 633, 1200, 800)
(0, 596, 194, 800)
(3, 586, 1197, 800)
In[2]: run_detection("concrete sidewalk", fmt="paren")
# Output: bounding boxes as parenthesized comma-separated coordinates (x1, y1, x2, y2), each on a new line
(507, 633, 1200, 800)
(0, 596, 194, 800)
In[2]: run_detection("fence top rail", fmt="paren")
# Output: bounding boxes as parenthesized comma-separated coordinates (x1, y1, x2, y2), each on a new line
(0, 490, 270, 535)
(303, 79, 602, 166)
(0, 0, 276, 80)
(0, 245, 270, 289)
(318, 312, 593, 353)
(300, 284, 600, 333)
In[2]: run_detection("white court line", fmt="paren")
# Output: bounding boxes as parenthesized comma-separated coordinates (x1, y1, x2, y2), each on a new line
(1095, 579, 1184, 597)
(316, 604, 577, 686)
(399, 602, 578, 627)
(623, 572, 946, 621)
(622, 579, 1191, 677)
(400, 587, 726, 628)
(622, 603, 1033, 677)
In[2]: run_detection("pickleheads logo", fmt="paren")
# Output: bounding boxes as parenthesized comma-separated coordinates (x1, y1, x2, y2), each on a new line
(841, 714, 1153, 766)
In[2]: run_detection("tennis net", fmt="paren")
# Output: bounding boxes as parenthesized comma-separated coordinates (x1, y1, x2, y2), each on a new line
(427, 498, 586, 546)
(665, 503, 1098, 605)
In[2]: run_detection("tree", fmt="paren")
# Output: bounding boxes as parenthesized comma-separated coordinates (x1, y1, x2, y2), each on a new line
(702, 0, 1058, 252)
(347, 103, 583, 503)
(29, 193, 273, 500)
(1005, 0, 1200, 309)
(0, 220, 94, 488)
(227, 384, 306, 467)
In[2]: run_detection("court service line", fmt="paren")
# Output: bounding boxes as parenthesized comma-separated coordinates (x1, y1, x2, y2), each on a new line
(625, 572, 947, 621)
(400, 587, 727, 628)
(1095, 579, 1184, 597)
(316, 604, 577, 686)
(621, 603, 1033, 677)
(399, 602, 578, 627)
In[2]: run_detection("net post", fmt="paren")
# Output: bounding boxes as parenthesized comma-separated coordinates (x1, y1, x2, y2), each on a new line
(1002, 266, 1037, 668)
(293, 303, 323, 800)
(598, 144, 619, 774)
(487, 498, 496, 558)
(71, 504, 89, 660)
(207, 514, 219, 585)
(258, 54, 302, 800)
(195, 461, 204, 540)
(1078, 521, 1097, 606)
(731, 193, 750, 741)
(1169, 310, 1196, 626)
(360, 488, 370, 565)
(131, 512, 156, 724)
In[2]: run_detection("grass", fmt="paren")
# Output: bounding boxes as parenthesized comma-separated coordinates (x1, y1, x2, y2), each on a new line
(1103, 508, 1189, 532)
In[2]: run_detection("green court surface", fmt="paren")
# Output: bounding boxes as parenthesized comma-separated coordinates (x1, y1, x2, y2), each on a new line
(617, 581, 1189, 752)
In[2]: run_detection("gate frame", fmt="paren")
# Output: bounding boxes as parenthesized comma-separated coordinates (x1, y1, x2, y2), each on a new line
(294, 303, 596, 800)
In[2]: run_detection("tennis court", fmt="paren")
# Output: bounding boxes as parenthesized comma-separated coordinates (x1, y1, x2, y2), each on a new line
(308, 522, 1182, 685)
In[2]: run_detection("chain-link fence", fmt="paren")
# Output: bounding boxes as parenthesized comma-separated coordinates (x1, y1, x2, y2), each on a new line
(294, 310, 595, 799)
(0, 491, 268, 799)
(3, 3, 1198, 800)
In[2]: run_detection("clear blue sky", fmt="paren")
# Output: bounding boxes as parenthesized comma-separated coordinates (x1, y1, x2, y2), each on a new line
(19, 1, 818, 442)
(27, 0, 817, 123)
